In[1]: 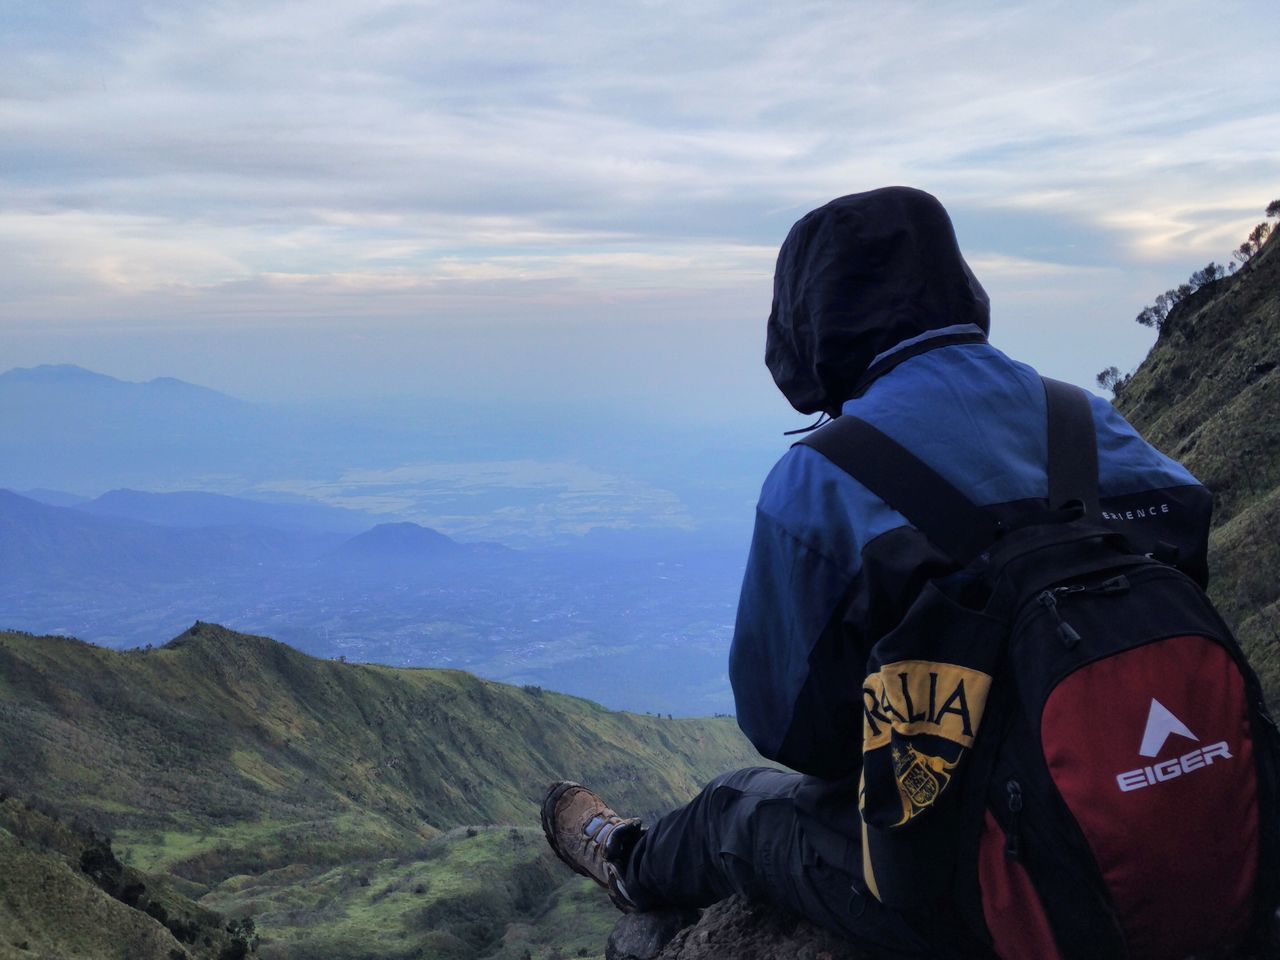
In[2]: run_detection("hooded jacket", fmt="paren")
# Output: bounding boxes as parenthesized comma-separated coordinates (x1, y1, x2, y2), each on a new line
(766, 187, 991, 416)
(729, 189, 1212, 804)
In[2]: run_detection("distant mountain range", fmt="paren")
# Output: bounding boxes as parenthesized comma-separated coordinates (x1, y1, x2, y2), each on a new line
(0, 360, 772, 549)
(5, 363, 211, 387)
(1, 357, 757, 715)
(1, 363, 240, 401)
(337, 520, 463, 556)
(0, 487, 742, 714)
(0, 364, 271, 493)
(18, 487, 90, 507)
(329, 521, 513, 571)
(74, 487, 382, 534)
(0, 488, 484, 583)
(0, 363, 456, 499)
(1, 488, 336, 583)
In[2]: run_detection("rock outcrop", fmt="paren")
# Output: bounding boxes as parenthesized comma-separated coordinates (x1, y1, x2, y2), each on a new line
(608, 898, 869, 960)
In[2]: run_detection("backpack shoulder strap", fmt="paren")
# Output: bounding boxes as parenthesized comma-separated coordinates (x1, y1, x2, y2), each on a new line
(796, 416, 998, 564)
(797, 377, 1100, 562)
(1042, 377, 1100, 514)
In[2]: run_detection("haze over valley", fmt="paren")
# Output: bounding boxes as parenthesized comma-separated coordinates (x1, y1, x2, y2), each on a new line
(1, 363, 768, 715)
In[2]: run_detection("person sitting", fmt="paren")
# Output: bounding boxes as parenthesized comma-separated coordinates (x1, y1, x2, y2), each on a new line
(541, 187, 1233, 959)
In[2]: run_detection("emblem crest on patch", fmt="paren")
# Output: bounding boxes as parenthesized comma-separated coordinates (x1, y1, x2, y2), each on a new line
(892, 744, 958, 825)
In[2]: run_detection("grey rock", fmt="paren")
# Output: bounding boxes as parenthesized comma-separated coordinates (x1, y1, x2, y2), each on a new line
(651, 896, 871, 960)
(607, 907, 702, 960)
(614, 894, 1271, 960)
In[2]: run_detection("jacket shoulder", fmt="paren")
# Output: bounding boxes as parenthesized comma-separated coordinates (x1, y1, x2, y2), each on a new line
(758, 443, 911, 567)
(1085, 392, 1201, 495)
(849, 344, 1204, 505)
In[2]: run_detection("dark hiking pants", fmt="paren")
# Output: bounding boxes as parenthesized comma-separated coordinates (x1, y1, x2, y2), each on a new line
(619, 767, 943, 959)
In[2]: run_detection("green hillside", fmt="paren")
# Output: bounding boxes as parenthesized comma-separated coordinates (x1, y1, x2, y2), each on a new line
(0, 623, 762, 958)
(1115, 233, 1280, 706)
(0, 796, 255, 960)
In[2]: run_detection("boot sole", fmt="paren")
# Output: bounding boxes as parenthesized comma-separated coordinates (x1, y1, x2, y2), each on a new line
(541, 780, 592, 879)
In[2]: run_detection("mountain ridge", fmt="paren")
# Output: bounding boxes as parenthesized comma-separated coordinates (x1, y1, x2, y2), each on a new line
(1, 364, 242, 403)
(0, 621, 754, 836)
(1115, 230, 1280, 703)
(77, 488, 386, 535)
(0, 621, 761, 958)
(334, 522, 465, 559)
(0, 486, 740, 715)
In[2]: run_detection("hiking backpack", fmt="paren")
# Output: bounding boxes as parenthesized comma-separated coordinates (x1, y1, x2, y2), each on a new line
(799, 377, 1280, 960)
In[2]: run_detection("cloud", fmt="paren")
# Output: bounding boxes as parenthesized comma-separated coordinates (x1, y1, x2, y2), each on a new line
(965, 254, 1112, 281)
(2, 0, 1278, 404)
(7, 3, 1277, 236)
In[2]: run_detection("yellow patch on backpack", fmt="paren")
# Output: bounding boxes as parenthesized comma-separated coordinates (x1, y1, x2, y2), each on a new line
(862, 659, 992, 752)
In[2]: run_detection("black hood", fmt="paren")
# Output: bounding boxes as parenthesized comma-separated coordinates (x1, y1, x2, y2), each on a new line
(765, 187, 990, 415)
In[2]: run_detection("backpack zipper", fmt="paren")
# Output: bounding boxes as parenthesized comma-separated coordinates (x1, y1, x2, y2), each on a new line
(1004, 778, 1024, 859)
(1035, 575, 1131, 649)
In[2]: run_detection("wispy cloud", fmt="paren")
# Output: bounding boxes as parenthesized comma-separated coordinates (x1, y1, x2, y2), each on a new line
(2, 0, 1277, 402)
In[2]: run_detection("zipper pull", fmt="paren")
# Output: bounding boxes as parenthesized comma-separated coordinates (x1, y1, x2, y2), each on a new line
(1004, 779, 1023, 860)
(1098, 575, 1130, 594)
(1038, 590, 1082, 648)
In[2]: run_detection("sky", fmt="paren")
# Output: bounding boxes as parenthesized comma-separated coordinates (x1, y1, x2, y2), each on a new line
(3, 0, 1279, 430)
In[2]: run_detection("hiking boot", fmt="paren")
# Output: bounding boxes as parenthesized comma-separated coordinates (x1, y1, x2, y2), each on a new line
(541, 780, 643, 911)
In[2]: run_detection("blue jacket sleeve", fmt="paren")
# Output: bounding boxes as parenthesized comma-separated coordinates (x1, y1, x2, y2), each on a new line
(729, 508, 858, 775)
(728, 446, 919, 778)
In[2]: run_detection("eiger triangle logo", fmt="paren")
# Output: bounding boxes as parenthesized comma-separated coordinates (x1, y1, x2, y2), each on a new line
(1117, 700, 1232, 793)
(1138, 698, 1199, 758)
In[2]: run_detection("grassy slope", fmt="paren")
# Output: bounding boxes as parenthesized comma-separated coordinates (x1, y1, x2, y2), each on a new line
(0, 833, 186, 960)
(0, 797, 250, 960)
(1116, 235, 1280, 704)
(201, 826, 614, 960)
(0, 622, 761, 958)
